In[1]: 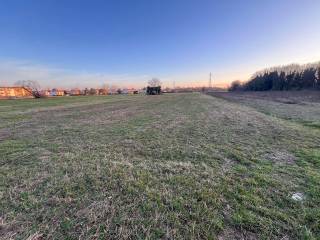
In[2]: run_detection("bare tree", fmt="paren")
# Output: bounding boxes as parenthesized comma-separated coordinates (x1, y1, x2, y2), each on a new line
(14, 80, 42, 98)
(148, 78, 162, 87)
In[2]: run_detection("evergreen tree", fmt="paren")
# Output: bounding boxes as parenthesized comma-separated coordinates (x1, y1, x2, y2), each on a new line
(229, 61, 320, 91)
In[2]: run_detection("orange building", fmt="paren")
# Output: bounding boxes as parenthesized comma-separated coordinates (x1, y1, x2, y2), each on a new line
(0, 87, 34, 99)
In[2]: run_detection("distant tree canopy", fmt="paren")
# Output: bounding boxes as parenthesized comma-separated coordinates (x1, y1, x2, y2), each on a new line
(229, 62, 320, 91)
(148, 78, 162, 87)
(229, 80, 242, 91)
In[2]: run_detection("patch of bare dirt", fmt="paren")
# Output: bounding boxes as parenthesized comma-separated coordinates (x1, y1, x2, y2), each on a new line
(218, 227, 258, 240)
(0, 217, 20, 240)
(0, 129, 11, 141)
(221, 158, 235, 173)
(263, 151, 296, 165)
(26, 232, 43, 240)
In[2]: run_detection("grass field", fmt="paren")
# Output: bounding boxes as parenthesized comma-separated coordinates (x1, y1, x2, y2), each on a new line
(209, 91, 320, 129)
(1, 93, 320, 239)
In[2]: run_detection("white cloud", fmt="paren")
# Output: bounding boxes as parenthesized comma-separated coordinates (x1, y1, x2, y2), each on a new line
(0, 60, 151, 89)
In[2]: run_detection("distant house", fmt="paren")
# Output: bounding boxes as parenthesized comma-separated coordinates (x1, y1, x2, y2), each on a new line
(121, 88, 137, 94)
(98, 88, 108, 95)
(0, 87, 34, 99)
(108, 89, 118, 95)
(70, 88, 82, 96)
(94, 89, 100, 95)
(88, 88, 99, 95)
(127, 88, 138, 94)
(51, 88, 65, 96)
(40, 89, 51, 97)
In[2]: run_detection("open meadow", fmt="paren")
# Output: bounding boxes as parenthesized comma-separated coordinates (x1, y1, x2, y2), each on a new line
(1, 93, 320, 239)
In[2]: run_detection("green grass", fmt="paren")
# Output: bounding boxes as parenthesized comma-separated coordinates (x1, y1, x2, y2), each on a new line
(1, 93, 320, 239)
(301, 121, 320, 130)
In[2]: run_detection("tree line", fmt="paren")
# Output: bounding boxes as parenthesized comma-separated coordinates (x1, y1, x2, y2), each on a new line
(229, 62, 320, 91)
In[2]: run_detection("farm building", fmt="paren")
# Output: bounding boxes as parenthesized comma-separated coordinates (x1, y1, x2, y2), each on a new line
(0, 87, 34, 99)
(146, 86, 161, 95)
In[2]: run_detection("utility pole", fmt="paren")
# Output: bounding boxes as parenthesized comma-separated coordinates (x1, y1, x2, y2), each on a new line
(209, 72, 212, 90)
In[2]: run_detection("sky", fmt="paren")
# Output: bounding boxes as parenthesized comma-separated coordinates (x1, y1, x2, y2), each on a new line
(0, 0, 319, 89)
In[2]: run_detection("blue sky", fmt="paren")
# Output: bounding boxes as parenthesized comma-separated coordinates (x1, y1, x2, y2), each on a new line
(0, 0, 319, 88)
